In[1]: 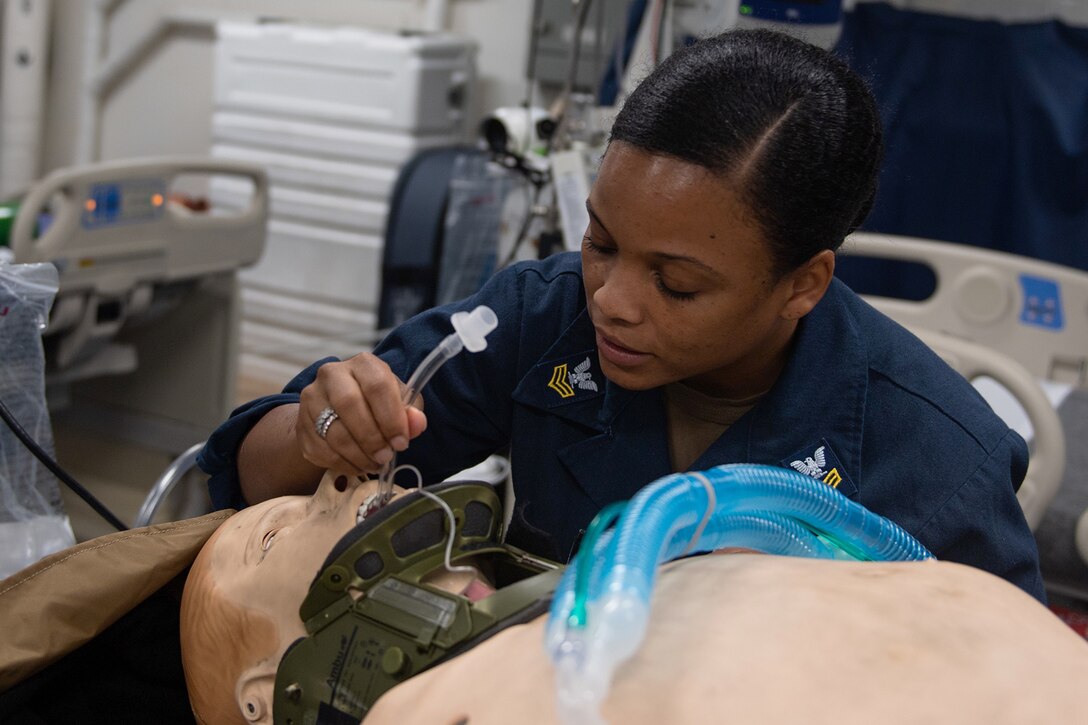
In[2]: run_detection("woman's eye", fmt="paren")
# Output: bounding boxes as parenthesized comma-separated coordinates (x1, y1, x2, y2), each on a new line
(261, 530, 279, 553)
(654, 274, 697, 301)
(582, 236, 615, 255)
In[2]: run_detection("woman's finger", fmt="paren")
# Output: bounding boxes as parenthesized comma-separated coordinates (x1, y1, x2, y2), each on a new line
(298, 355, 412, 470)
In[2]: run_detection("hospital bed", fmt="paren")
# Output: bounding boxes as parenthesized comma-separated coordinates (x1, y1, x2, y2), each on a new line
(1, 157, 269, 545)
(845, 231, 1088, 586)
(7, 157, 266, 378)
(844, 232, 1088, 389)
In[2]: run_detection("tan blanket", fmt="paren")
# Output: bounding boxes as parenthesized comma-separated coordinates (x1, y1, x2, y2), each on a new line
(0, 510, 232, 691)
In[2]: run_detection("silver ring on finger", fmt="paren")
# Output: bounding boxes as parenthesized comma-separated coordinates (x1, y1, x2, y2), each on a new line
(314, 406, 339, 440)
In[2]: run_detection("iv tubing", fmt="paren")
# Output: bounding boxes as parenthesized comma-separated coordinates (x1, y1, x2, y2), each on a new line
(557, 507, 837, 635)
(388, 462, 475, 576)
(601, 464, 932, 609)
(547, 507, 843, 725)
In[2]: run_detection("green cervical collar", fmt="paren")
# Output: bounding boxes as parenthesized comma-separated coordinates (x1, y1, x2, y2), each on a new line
(274, 480, 562, 724)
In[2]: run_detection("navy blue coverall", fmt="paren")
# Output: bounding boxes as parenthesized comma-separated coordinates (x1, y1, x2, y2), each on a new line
(200, 252, 1046, 602)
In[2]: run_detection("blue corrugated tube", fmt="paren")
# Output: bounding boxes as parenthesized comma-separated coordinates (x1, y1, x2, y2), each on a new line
(545, 463, 934, 725)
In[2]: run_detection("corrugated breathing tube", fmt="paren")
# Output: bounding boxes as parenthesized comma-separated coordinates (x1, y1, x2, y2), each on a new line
(545, 463, 934, 724)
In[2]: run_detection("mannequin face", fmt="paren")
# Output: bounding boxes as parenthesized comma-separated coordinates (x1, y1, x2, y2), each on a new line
(183, 472, 383, 724)
(201, 472, 379, 646)
(181, 475, 492, 725)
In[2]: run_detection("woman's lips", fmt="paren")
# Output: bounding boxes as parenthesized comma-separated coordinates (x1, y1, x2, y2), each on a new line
(596, 331, 649, 367)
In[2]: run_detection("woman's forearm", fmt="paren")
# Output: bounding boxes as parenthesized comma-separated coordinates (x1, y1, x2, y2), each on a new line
(237, 403, 324, 504)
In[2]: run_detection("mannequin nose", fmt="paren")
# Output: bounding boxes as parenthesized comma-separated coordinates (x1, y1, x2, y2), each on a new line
(310, 472, 361, 513)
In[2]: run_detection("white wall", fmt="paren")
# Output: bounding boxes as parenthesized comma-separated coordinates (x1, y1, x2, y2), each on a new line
(42, 0, 535, 171)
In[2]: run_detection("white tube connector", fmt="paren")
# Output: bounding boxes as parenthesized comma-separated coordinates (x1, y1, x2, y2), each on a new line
(450, 305, 498, 352)
(553, 589, 650, 725)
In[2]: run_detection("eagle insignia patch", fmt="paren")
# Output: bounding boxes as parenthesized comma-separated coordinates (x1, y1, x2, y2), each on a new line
(548, 356, 598, 399)
(781, 439, 856, 496)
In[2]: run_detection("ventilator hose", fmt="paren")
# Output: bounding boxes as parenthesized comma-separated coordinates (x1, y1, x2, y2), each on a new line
(546, 463, 933, 725)
(547, 508, 838, 645)
(602, 464, 931, 609)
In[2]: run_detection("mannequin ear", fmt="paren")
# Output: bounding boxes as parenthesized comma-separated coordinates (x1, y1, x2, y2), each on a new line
(780, 249, 835, 320)
(237, 664, 277, 724)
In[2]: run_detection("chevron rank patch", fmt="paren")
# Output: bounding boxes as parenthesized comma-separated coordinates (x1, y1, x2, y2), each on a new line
(546, 354, 601, 401)
(781, 439, 857, 497)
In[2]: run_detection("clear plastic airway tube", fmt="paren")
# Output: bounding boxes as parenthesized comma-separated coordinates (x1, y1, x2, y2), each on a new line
(375, 305, 497, 506)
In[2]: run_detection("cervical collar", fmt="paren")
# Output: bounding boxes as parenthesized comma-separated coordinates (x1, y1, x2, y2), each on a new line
(273, 480, 562, 724)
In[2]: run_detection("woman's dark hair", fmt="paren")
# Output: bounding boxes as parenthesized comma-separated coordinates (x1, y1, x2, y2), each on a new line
(609, 29, 883, 275)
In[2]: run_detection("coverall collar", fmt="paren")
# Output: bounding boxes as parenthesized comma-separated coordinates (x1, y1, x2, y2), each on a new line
(713, 278, 868, 498)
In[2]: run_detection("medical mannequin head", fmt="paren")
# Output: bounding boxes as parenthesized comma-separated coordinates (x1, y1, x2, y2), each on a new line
(583, 30, 882, 396)
(179, 475, 483, 724)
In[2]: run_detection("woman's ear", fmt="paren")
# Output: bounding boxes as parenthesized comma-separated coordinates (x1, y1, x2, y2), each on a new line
(781, 249, 835, 320)
(237, 664, 277, 724)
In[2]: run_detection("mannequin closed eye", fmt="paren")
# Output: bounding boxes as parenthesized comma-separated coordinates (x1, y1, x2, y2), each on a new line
(260, 529, 280, 556)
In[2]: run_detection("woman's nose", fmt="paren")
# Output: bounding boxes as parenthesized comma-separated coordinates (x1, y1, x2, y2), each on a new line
(593, 265, 643, 324)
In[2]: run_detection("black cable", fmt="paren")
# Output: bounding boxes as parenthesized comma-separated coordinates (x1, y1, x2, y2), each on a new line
(499, 179, 545, 269)
(0, 396, 128, 532)
(498, 1, 596, 270)
(504, 0, 595, 268)
(564, 0, 596, 101)
(547, 0, 596, 157)
(487, 147, 550, 269)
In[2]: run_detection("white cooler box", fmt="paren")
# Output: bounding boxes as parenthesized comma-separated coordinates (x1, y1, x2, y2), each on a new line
(209, 21, 477, 384)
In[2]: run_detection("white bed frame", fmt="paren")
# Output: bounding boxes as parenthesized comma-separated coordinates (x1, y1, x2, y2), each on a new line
(845, 232, 1087, 542)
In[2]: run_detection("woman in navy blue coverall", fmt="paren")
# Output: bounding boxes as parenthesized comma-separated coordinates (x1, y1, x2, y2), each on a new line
(200, 30, 1046, 601)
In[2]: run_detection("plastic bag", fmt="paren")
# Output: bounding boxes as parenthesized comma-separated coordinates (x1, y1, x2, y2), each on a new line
(0, 261, 75, 579)
(436, 154, 516, 306)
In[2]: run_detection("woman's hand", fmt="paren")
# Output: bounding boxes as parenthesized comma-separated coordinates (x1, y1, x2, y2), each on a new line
(297, 353, 428, 474)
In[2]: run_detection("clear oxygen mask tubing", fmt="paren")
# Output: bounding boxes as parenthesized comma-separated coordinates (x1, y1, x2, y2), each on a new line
(545, 463, 934, 725)
(374, 305, 498, 507)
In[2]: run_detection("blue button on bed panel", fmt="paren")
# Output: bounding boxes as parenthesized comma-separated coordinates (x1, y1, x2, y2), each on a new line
(81, 179, 166, 229)
(1019, 274, 1064, 331)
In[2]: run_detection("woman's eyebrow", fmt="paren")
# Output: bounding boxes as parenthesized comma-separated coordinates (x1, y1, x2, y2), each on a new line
(651, 250, 721, 278)
(587, 195, 722, 275)
(584, 200, 614, 239)
(586, 198, 721, 279)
